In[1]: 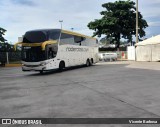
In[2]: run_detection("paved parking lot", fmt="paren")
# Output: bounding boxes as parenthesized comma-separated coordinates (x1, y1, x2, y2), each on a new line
(0, 61, 160, 127)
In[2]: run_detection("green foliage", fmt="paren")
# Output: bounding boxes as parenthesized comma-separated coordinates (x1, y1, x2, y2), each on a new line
(0, 43, 14, 52)
(100, 36, 115, 45)
(88, 0, 148, 49)
(0, 27, 7, 43)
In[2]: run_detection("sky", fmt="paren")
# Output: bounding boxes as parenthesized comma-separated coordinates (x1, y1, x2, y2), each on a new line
(0, 0, 160, 43)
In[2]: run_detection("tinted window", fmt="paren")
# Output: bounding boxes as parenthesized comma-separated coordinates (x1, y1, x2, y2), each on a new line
(60, 33, 74, 45)
(49, 31, 60, 40)
(23, 31, 47, 43)
(22, 46, 46, 62)
(84, 38, 97, 46)
(74, 36, 86, 46)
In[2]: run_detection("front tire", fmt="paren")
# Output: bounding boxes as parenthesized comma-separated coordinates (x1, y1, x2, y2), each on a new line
(59, 61, 65, 71)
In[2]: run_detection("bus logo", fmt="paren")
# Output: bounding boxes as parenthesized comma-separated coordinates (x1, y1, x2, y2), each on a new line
(2, 119, 11, 124)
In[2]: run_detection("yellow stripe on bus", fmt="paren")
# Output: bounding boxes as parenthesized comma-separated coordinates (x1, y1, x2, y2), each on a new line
(22, 43, 42, 47)
(14, 42, 23, 51)
(41, 40, 57, 50)
(62, 30, 96, 40)
(14, 41, 57, 51)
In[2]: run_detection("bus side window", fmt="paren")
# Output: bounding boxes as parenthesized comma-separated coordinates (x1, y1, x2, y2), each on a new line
(60, 33, 74, 45)
(49, 31, 60, 40)
(74, 36, 85, 46)
(85, 38, 96, 46)
(96, 39, 98, 44)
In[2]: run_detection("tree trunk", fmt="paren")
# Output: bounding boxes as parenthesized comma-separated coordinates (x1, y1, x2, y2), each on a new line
(116, 33, 120, 50)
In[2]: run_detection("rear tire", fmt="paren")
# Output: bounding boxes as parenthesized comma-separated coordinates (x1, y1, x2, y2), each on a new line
(90, 58, 94, 66)
(86, 59, 90, 67)
(40, 70, 43, 74)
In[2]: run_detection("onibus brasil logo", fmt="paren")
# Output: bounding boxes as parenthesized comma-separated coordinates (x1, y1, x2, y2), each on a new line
(2, 119, 42, 125)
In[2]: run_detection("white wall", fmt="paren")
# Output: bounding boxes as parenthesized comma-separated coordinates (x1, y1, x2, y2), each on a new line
(127, 46, 135, 60)
(136, 45, 151, 61)
(152, 44, 160, 61)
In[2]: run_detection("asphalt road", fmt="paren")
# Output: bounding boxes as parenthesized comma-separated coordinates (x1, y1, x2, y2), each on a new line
(0, 61, 160, 127)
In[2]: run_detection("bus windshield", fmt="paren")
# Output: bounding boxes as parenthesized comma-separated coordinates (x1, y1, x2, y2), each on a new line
(23, 31, 47, 43)
(22, 46, 46, 62)
(23, 30, 61, 43)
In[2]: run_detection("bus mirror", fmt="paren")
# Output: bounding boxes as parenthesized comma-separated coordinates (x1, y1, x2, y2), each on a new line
(14, 45, 17, 51)
(81, 37, 86, 41)
(14, 42, 22, 51)
(74, 36, 86, 43)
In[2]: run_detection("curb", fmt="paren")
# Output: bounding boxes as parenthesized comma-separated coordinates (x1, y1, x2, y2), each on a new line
(4, 64, 22, 67)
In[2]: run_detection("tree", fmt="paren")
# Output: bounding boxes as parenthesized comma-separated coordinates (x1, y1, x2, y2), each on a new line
(100, 36, 115, 45)
(88, 0, 148, 49)
(0, 27, 7, 43)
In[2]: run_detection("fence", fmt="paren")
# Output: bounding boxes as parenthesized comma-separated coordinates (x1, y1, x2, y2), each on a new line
(117, 51, 128, 60)
(127, 46, 135, 60)
(0, 51, 21, 64)
(99, 51, 128, 60)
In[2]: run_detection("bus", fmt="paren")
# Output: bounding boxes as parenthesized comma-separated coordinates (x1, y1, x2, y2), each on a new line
(14, 29, 99, 73)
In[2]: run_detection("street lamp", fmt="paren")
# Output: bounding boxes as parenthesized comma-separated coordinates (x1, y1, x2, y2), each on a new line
(71, 28, 74, 31)
(59, 20, 63, 30)
(136, 0, 138, 44)
(58, 20, 63, 44)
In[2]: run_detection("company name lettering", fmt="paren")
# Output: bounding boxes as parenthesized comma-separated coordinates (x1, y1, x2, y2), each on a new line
(66, 47, 88, 52)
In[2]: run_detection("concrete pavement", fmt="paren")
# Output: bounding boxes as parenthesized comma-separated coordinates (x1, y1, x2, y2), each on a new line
(0, 61, 160, 127)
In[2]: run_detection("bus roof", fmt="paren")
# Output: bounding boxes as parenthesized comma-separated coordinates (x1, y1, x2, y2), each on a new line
(26, 29, 96, 40)
(61, 30, 96, 40)
(26, 29, 61, 33)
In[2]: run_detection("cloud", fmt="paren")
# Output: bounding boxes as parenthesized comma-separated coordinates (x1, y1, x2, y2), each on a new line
(138, 0, 160, 18)
(1, 0, 110, 43)
(11, 0, 36, 6)
(148, 21, 160, 27)
(0, 0, 160, 42)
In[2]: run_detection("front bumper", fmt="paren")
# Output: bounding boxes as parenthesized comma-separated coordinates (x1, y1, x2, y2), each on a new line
(22, 65, 46, 71)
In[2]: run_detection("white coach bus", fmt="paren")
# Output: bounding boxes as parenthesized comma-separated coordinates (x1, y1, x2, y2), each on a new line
(14, 29, 99, 73)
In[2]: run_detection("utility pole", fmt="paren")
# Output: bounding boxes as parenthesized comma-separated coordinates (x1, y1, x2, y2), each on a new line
(6, 52, 9, 64)
(136, 0, 139, 44)
(59, 20, 63, 30)
(5, 43, 9, 64)
(58, 20, 63, 44)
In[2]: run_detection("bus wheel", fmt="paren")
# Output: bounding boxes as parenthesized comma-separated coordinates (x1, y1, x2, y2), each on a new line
(90, 58, 94, 66)
(59, 61, 65, 71)
(86, 59, 90, 67)
(40, 70, 43, 74)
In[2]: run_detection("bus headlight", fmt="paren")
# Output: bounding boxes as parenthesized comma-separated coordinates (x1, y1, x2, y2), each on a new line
(40, 62, 47, 66)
